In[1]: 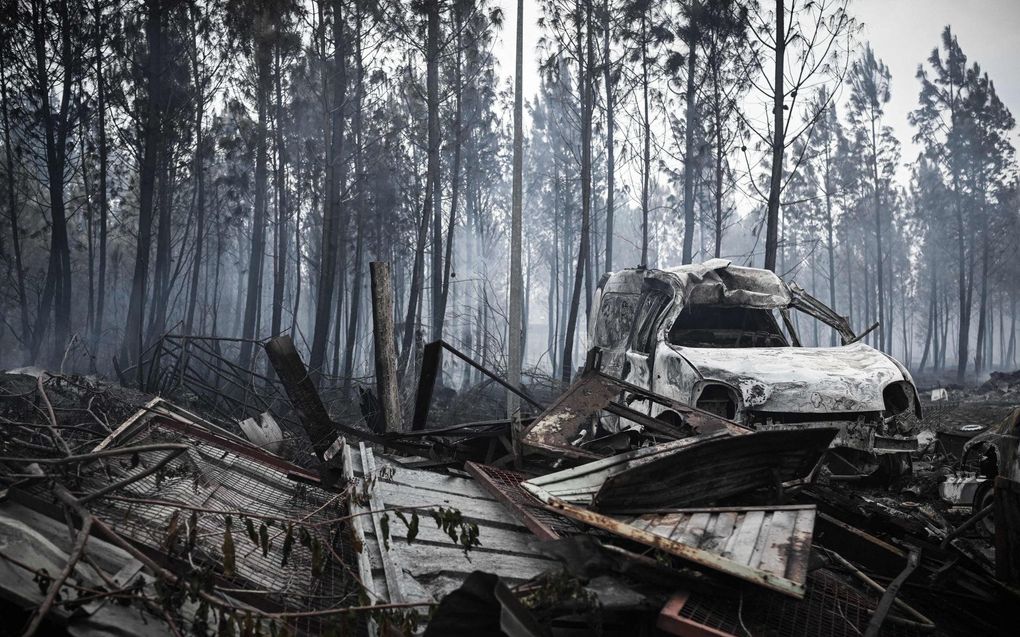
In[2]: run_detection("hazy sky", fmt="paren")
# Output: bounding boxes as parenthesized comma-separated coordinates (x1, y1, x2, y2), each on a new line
(491, 0, 1020, 171)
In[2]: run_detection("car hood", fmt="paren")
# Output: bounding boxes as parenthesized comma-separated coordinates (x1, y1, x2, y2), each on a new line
(670, 342, 907, 413)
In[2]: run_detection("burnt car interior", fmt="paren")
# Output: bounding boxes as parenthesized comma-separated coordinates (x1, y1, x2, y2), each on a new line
(669, 305, 790, 348)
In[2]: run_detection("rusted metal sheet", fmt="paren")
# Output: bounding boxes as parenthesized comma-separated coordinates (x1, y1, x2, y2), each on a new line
(538, 497, 816, 598)
(464, 462, 578, 540)
(592, 427, 837, 511)
(524, 428, 836, 512)
(657, 590, 737, 637)
(521, 370, 748, 462)
(521, 430, 734, 507)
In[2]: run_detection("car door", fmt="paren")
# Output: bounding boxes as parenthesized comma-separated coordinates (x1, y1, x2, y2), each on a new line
(622, 284, 673, 414)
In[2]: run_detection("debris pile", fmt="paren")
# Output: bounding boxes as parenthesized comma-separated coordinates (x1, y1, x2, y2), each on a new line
(1, 340, 1017, 636)
(976, 369, 1020, 398)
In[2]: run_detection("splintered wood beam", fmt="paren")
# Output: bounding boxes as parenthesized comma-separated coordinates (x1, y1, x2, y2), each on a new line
(264, 335, 344, 485)
(370, 261, 402, 433)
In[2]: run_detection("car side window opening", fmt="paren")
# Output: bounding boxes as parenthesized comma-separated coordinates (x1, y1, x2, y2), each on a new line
(593, 293, 640, 350)
(668, 304, 789, 348)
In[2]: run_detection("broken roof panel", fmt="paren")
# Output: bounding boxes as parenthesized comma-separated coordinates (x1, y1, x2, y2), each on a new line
(344, 442, 558, 611)
(0, 499, 187, 637)
(14, 401, 361, 634)
(522, 430, 734, 508)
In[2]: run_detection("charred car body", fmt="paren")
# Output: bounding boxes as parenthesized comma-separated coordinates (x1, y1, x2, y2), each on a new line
(588, 259, 921, 474)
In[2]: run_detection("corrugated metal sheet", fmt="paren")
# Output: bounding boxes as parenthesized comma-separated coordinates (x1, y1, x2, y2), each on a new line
(592, 428, 837, 511)
(524, 428, 836, 512)
(521, 430, 733, 507)
(17, 402, 361, 635)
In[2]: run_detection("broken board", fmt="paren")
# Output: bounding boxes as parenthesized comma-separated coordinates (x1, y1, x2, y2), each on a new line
(544, 499, 817, 598)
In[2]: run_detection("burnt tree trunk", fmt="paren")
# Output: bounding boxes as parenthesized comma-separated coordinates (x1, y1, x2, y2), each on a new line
(309, 0, 347, 380)
(763, 0, 785, 272)
(121, 0, 164, 371)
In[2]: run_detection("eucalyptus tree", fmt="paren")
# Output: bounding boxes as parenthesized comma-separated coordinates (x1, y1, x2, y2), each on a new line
(698, 0, 750, 259)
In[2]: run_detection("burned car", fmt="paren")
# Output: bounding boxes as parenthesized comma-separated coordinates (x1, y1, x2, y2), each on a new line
(588, 259, 921, 475)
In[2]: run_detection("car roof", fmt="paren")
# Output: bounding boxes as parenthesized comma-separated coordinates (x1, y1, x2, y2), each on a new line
(604, 259, 792, 309)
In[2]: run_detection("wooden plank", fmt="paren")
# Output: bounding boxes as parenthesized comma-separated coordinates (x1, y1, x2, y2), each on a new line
(92, 397, 162, 452)
(630, 511, 682, 535)
(355, 458, 489, 496)
(363, 445, 405, 603)
(386, 542, 555, 581)
(677, 512, 712, 548)
(720, 514, 743, 558)
(363, 510, 548, 556)
(784, 507, 816, 583)
(705, 511, 738, 553)
(756, 509, 797, 576)
(545, 498, 806, 598)
(374, 482, 535, 529)
(726, 510, 765, 566)
(341, 443, 381, 603)
(747, 510, 779, 571)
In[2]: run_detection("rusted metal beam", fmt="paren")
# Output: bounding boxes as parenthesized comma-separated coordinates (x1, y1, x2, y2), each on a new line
(411, 339, 544, 431)
(864, 548, 922, 637)
(464, 461, 562, 540)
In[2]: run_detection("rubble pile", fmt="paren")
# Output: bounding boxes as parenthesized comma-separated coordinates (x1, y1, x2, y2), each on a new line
(0, 340, 1017, 636)
(976, 369, 1020, 398)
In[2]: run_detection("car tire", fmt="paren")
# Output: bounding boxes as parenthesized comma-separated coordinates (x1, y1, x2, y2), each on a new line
(972, 478, 995, 536)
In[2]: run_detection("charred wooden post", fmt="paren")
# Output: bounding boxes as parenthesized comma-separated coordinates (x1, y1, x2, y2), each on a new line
(370, 261, 403, 433)
(264, 335, 343, 485)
